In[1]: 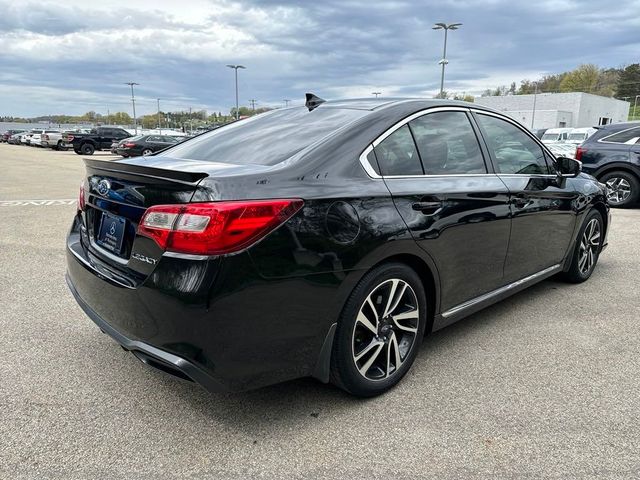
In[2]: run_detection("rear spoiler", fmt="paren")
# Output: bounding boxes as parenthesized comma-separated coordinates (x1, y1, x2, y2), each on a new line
(83, 158, 208, 184)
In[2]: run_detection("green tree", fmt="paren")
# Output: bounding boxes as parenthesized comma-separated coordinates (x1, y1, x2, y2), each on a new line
(616, 63, 640, 99)
(559, 64, 600, 93)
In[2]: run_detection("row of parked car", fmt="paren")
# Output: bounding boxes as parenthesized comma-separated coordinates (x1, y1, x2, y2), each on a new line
(1, 126, 189, 157)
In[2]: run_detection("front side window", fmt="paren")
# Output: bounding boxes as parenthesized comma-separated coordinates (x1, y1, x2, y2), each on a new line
(373, 125, 423, 176)
(476, 114, 551, 175)
(409, 111, 486, 174)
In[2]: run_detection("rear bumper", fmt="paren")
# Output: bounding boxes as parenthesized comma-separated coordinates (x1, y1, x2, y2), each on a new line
(66, 274, 230, 393)
(65, 214, 342, 392)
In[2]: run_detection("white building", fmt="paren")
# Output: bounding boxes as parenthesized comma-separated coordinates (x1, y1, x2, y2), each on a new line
(475, 92, 630, 130)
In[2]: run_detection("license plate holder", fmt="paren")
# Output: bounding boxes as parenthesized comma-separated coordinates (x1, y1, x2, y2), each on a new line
(96, 212, 126, 254)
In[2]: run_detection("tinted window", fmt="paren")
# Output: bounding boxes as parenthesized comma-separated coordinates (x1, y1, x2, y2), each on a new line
(477, 114, 551, 174)
(167, 107, 367, 165)
(162, 136, 179, 143)
(409, 111, 486, 174)
(374, 125, 423, 176)
(602, 127, 640, 144)
(146, 136, 163, 142)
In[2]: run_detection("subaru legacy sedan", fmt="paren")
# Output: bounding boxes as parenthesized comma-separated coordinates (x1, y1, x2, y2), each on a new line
(66, 97, 609, 397)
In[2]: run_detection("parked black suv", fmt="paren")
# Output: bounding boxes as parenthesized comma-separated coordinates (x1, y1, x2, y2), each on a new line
(577, 122, 640, 207)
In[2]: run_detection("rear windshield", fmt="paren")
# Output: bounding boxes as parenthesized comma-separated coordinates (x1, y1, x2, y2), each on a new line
(541, 133, 558, 141)
(568, 133, 586, 141)
(165, 107, 369, 165)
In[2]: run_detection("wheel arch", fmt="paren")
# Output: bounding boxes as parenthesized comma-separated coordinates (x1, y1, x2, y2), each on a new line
(593, 163, 640, 181)
(312, 252, 440, 383)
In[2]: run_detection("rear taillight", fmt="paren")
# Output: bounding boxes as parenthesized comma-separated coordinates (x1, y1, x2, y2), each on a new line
(137, 199, 304, 255)
(78, 183, 86, 211)
(575, 147, 585, 161)
(67, 134, 74, 142)
(123, 142, 136, 148)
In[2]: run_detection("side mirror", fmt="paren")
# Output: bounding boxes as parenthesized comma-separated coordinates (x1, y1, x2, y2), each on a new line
(555, 156, 581, 178)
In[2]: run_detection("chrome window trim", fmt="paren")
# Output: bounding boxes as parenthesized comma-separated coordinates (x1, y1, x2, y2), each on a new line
(597, 126, 640, 145)
(358, 106, 559, 180)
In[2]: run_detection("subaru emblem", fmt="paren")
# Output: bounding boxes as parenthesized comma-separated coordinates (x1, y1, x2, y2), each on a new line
(97, 179, 111, 196)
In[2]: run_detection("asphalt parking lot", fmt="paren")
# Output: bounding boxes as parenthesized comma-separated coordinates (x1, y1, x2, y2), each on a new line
(1, 142, 639, 479)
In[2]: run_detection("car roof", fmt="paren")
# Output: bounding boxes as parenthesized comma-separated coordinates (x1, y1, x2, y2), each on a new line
(596, 121, 640, 131)
(317, 97, 480, 112)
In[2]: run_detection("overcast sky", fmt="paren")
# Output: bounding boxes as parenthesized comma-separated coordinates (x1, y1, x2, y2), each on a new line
(1, 0, 639, 117)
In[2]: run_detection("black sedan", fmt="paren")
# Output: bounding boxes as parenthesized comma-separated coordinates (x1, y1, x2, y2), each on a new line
(115, 134, 186, 157)
(66, 96, 610, 397)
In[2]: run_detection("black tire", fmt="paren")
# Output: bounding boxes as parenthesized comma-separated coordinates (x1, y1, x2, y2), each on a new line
(330, 263, 427, 397)
(142, 148, 153, 156)
(55, 141, 65, 151)
(80, 143, 95, 155)
(74, 148, 82, 155)
(599, 170, 639, 208)
(560, 209, 604, 283)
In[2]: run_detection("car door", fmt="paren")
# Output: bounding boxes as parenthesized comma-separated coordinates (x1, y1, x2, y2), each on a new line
(473, 111, 579, 284)
(367, 108, 512, 315)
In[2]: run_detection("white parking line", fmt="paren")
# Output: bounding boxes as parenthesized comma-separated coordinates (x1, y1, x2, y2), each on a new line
(0, 199, 76, 207)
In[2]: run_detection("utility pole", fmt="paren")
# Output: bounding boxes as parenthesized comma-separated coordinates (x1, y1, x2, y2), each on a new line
(107, 109, 110, 125)
(283, 99, 290, 107)
(371, 92, 382, 98)
(125, 82, 139, 133)
(531, 82, 539, 130)
(634, 95, 640, 120)
(157, 99, 161, 129)
(249, 99, 257, 111)
(226, 64, 246, 120)
(432, 23, 462, 98)
(189, 107, 193, 134)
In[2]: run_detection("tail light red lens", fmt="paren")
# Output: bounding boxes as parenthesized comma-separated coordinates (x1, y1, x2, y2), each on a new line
(67, 135, 74, 142)
(575, 147, 585, 161)
(138, 199, 304, 255)
(78, 183, 86, 211)
(123, 142, 136, 148)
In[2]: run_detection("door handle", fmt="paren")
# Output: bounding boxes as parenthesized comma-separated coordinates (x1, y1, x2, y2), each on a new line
(411, 200, 443, 215)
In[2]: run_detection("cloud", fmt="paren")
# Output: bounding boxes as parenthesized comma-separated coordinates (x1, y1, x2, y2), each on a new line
(0, 0, 639, 117)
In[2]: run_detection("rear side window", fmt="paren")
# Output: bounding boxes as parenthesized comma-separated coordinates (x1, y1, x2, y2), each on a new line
(601, 127, 640, 144)
(476, 114, 551, 175)
(166, 107, 368, 165)
(409, 111, 486, 174)
(374, 125, 423, 176)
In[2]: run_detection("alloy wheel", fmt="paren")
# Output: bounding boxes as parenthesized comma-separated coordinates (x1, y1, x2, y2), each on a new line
(605, 177, 632, 205)
(578, 218, 601, 275)
(351, 279, 419, 381)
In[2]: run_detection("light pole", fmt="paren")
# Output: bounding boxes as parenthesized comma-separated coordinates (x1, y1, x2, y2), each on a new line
(371, 92, 382, 98)
(432, 23, 462, 98)
(125, 82, 139, 133)
(531, 82, 539, 129)
(226, 64, 246, 120)
(249, 99, 257, 111)
(283, 99, 290, 107)
(157, 98, 161, 129)
(634, 95, 640, 120)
